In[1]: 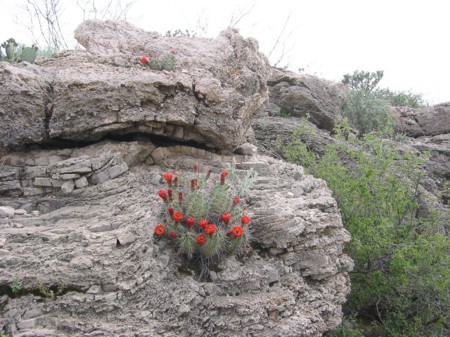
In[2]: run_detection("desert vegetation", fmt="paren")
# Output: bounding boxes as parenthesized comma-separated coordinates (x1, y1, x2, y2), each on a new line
(283, 71, 449, 337)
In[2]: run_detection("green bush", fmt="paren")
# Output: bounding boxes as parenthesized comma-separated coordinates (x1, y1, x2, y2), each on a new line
(341, 70, 426, 137)
(343, 90, 395, 137)
(283, 121, 450, 336)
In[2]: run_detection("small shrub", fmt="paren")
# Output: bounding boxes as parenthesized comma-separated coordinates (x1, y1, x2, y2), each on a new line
(11, 277, 23, 295)
(284, 122, 450, 336)
(343, 86, 396, 137)
(153, 165, 256, 280)
(279, 107, 292, 117)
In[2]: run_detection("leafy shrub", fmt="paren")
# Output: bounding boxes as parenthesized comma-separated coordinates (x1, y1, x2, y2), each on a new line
(153, 165, 256, 280)
(283, 121, 450, 336)
(341, 70, 426, 137)
(343, 89, 395, 137)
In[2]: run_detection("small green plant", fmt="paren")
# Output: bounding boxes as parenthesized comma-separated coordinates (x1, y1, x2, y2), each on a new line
(11, 277, 23, 295)
(153, 165, 256, 280)
(37, 282, 65, 300)
(139, 51, 177, 71)
(0, 38, 38, 64)
(279, 107, 292, 117)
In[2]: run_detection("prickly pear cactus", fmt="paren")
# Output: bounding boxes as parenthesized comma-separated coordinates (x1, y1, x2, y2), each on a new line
(20, 46, 38, 63)
(0, 38, 38, 64)
(161, 53, 176, 71)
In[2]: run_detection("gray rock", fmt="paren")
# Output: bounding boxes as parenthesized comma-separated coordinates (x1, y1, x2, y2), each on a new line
(74, 176, 89, 189)
(0, 206, 15, 218)
(268, 68, 345, 131)
(60, 180, 75, 194)
(0, 148, 352, 336)
(393, 101, 450, 137)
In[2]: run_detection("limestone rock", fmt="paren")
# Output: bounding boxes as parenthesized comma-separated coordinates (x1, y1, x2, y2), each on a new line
(268, 68, 345, 131)
(0, 62, 49, 147)
(0, 20, 267, 153)
(393, 101, 450, 137)
(0, 146, 352, 337)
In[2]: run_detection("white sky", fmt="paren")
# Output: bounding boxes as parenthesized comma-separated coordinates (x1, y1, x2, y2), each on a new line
(1, 0, 449, 104)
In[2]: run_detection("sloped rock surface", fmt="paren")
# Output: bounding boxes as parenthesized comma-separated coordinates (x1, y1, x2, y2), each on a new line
(268, 68, 345, 131)
(393, 101, 450, 137)
(0, 20, 269, 152)
(0, 142, 352, 337)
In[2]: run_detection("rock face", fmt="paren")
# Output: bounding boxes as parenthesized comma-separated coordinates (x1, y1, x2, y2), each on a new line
(0, 142, 352, 337)
(0, 20, 353, 336)
(393, 102, 450, 137)
(268, 68, 345, 131)
(0, 20, 270, 152)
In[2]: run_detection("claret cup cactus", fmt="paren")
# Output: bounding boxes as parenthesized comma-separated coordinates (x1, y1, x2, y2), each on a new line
(153, 165, 254, 280)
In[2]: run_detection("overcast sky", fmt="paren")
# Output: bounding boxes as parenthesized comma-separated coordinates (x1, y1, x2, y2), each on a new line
(1, 0, 449, 104)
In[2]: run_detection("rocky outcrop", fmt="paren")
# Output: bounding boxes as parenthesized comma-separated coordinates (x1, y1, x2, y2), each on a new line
(268, 68, 345, 131)
(393, 102, 450, 137)
(0, 142, 352, 337)
(0, 20, 270, 152)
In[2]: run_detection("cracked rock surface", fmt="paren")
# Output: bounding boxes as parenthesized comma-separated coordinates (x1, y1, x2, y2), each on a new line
(0, 20, 269, 152)
(0, 141, 352, 337)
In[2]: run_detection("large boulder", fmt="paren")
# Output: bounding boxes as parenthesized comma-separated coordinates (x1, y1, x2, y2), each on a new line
(393, 102, 450, 137)
(0, 142, 352, 337)
(0, 62, 49, 147)
(268, 68, 345, 131)
(0, 20, 270, 153)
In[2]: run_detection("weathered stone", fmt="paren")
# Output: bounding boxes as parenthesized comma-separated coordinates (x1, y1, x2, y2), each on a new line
(0, 151, 352, 337)
(30, 20, 270, 152)
(0, 63, 49, 147)
(393, 101, 450, 137)
(34, 177, 64, 187)
(61, 180, 75, 194)
(16, 318, 36, 330)
(268, 68, 345, 131)
(23, 166, 47, 179)
(0, 206, 15, 218)
(91, 171, 110, 185)
(0, 180, 21, 192)
(23, 187, 47, 196)
(74, 176, 89, 189)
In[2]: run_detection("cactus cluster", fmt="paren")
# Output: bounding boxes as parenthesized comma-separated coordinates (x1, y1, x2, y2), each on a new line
(0, 38, 38, 64)
(140, 51, 176, 71)
(153, 165, 256, 280)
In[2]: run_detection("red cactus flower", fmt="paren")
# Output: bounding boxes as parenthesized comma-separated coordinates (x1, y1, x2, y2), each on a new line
(204, 224, 217, 235)
(230, 225, 244, 238)
(220, 170, 229, 184)
(241, 215, 251, 225)
(193, 164, 199, 173)
(221, 212, 231, 225)
(196, 233, 207, 245)
(163, 172, 173, 184)
(233, 196, 240, 205)
(140, 56, 149, 64)
(191, 179, 198, 190)
(173, 211, 183, 223)
(168, 189, 173, 200)
(170, 231, 177, 239)
(173, 177, 178, 187)
(158, 189, 168, 201)
(178, 191, 183, 202)
(186, 217, 195, 228)
(199, 219, 208, 229)
(154, 224, 166, 236)
(168, 207, 174, 216)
